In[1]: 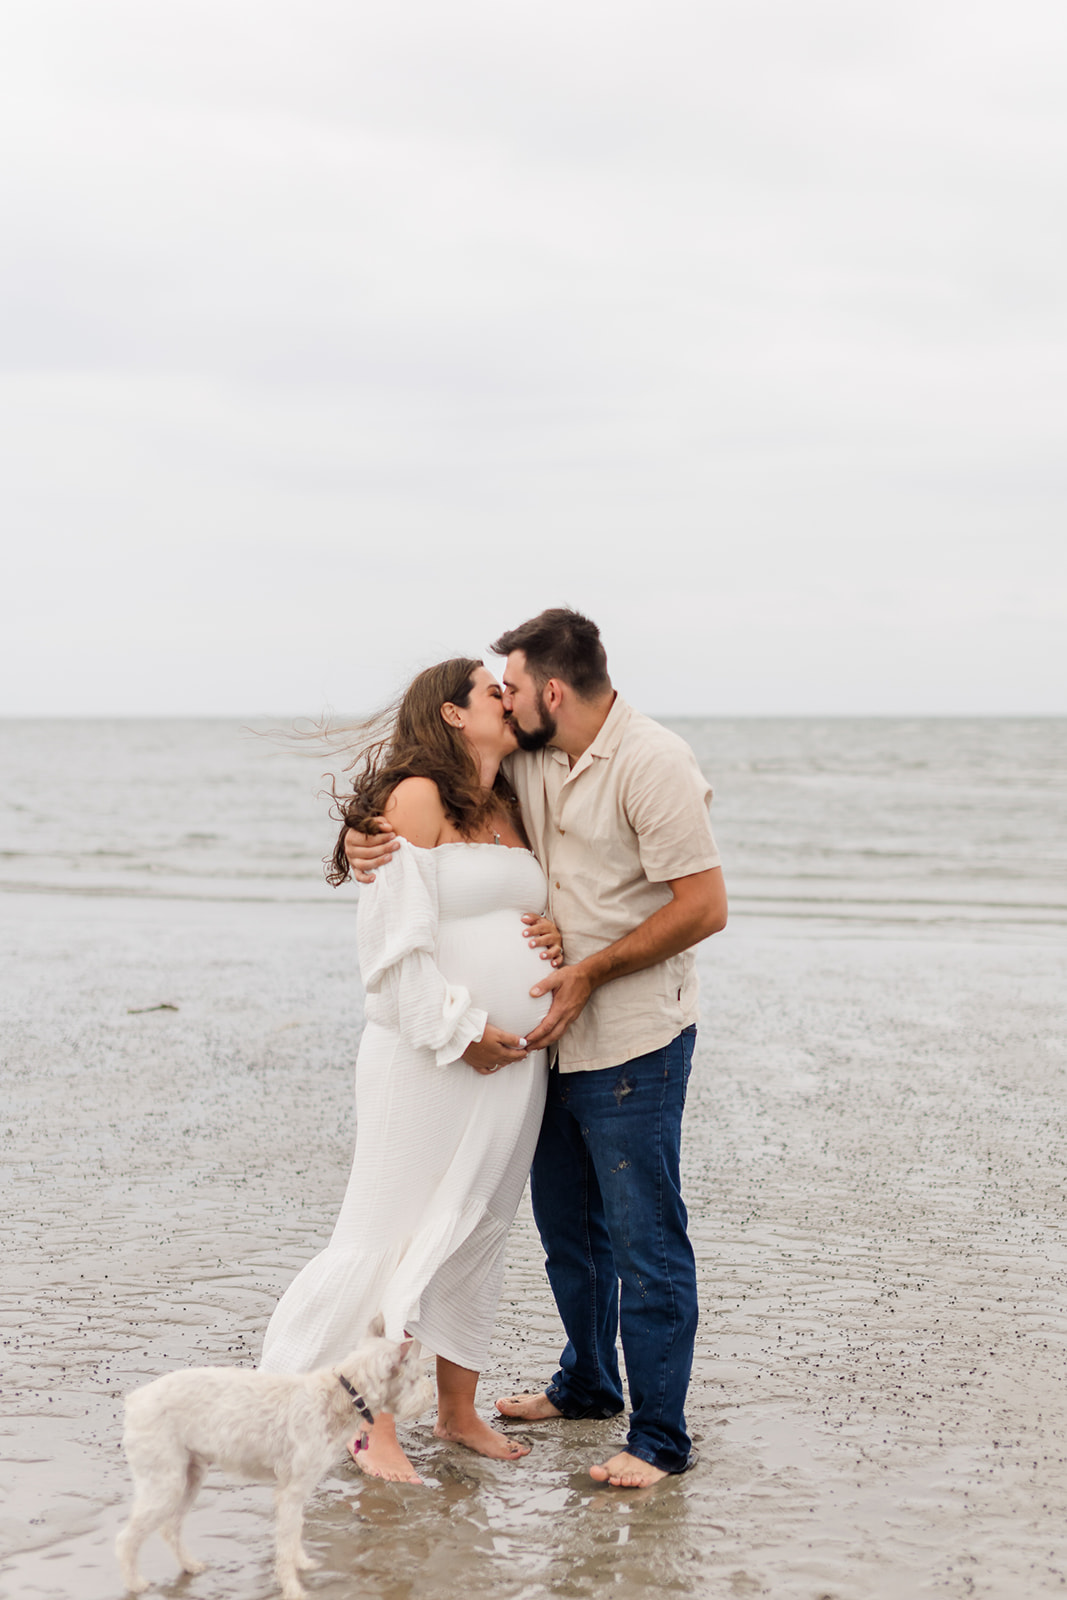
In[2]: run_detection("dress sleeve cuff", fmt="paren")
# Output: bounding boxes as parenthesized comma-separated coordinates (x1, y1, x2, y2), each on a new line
(434, 1005, 489, 1069)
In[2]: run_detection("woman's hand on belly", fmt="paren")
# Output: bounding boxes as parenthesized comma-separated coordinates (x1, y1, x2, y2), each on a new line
(462, 1023, 530, 1076)
(522, 913, 563, 967)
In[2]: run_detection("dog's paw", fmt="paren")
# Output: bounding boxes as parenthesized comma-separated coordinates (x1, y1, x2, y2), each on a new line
(294, 1550, 320, 1571)
(181, 1558, 208, 1576)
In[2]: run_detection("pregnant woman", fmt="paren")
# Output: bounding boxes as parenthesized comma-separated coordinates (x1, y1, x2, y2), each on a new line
(259, 658, 559, 1483)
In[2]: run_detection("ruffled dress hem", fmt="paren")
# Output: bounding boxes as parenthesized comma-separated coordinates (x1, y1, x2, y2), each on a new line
(259, 1196, 509, 1375)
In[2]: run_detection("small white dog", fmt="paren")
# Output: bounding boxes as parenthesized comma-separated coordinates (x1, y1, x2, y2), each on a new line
(116, 1316, 432, 1600)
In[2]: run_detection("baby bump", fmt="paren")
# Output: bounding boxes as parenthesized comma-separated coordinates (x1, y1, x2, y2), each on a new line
(436, 910, 552, 1038)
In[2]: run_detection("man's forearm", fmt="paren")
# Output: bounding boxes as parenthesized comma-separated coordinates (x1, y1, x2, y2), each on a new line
(574, 869, 727, 994)
(524, 868, 726, 1051)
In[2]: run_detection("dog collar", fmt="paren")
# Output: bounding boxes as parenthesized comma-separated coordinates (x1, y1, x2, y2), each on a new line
(338, 1374, 375, 1428)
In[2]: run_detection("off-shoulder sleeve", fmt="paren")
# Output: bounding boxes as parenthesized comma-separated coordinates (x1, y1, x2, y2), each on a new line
(357, 841, 488, 1067)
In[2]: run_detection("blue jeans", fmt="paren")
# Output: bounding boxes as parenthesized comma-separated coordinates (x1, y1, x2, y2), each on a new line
(529, 1026, 698, 1474)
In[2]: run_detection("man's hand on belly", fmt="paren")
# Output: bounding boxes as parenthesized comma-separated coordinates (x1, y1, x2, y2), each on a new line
(523, 966, 594, 1050)
(521, 867, 727, 1051)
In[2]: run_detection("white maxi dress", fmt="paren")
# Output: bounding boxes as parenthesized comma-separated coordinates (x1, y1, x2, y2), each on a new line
(260, 839, 551, 1374)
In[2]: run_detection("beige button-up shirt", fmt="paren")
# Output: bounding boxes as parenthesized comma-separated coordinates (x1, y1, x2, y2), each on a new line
(505, 696, 721, 1073)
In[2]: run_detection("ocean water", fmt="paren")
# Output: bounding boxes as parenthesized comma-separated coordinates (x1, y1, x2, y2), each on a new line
(1, 715, 1064, 934)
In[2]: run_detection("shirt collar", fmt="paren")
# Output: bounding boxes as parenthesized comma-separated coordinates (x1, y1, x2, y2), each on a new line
(556, 694, 630, 783)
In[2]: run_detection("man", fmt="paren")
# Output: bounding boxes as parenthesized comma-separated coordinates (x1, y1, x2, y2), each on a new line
(348, 609, 726, 1487)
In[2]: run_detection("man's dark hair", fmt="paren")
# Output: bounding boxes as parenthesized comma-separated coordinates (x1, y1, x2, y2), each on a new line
(490, 608, 611, 699)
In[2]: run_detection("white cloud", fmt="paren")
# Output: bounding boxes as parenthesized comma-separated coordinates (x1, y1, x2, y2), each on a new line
(1, 0, 1065, 713)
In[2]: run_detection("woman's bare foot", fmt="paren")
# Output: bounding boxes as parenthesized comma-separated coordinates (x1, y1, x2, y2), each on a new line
(494, 1391, 562, 1422)
(589, 1451, 668, 1488)
(349, 1432, 423, 1483)
(435, 1413, 530, 1459)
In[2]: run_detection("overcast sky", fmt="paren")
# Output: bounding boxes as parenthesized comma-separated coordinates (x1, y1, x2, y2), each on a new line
(2, 0, 1064, 716)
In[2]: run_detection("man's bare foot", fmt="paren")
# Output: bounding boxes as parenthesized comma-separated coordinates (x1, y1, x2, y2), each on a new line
(349, 1433, 423, 1483)
(434, 1414, 530, 1459)
(589, 1451, 668, 1488)
(494, 1391, 563, 1422)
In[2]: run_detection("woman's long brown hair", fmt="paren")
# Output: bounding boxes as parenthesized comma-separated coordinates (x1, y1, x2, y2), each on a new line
(326, 657, 522, 885)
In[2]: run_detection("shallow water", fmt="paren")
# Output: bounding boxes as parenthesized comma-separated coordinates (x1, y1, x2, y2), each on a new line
(3, 716, 1064, 931)
(2, 719, 1066, 1598)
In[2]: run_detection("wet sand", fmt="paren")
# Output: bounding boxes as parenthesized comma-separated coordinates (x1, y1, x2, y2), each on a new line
(3, 889, 1067, 1599)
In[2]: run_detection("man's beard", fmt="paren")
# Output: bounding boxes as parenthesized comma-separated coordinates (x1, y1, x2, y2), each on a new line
(507, 703, 556, 753)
